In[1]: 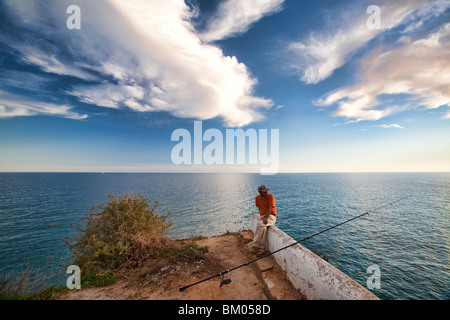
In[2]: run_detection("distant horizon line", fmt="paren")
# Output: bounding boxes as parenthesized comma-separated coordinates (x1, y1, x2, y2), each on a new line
(1, 171, 449, 174)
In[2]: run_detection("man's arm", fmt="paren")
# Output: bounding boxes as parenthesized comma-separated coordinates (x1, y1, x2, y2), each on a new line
(265, 195, 275, 217)
(264, 206, 272, 217)
(262, 206, 272, 224)
(263, 195, 275, 223)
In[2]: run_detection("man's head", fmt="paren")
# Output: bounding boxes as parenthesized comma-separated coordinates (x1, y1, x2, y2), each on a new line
(258, 185, 269, 197)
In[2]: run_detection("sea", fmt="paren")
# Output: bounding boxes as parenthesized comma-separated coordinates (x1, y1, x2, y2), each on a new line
(0, 172, 448, 300)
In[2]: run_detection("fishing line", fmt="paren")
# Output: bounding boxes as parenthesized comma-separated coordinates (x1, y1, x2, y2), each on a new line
(179, 194, 413, 292)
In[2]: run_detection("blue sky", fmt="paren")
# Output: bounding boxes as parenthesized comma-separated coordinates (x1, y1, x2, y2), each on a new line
(0, 0, 449, 172)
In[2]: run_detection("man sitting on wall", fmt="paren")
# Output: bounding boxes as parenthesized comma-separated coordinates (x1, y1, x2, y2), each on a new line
(251, 185, 277, 256)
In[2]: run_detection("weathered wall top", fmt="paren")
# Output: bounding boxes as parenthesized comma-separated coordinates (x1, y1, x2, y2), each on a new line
(251, 214, 379, 300)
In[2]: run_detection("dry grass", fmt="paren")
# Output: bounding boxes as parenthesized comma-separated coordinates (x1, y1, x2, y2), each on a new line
(0, 264, 53, 299)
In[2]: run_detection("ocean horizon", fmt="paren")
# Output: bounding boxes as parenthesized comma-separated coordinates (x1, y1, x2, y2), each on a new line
(0, 172, 448, 300)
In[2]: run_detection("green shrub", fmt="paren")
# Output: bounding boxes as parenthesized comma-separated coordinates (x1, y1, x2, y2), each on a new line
(66, 193, 174, 274)
(80, 272, 116, 288)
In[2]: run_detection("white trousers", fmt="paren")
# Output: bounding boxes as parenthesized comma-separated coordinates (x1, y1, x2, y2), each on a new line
(253, 215, 276, 250)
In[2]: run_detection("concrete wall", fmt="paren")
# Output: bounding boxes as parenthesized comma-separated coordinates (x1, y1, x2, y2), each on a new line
(251, 214, 379, 300)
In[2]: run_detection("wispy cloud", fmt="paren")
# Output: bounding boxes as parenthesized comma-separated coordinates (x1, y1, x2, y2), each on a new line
(315, 23, 450, 122)
(377, 124, 404, 129)
(444, 111, 450, 119)
(0, 90, 87, 120)
(18, 44, 98, 81)
(286, 0, 428, 84)
(69, 83, 148, 111)
(200, 0, 284, 42)
(1, 0, 275, 126)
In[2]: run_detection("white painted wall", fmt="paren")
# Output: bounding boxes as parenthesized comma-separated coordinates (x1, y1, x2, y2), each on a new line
(251, 214, 379, 300)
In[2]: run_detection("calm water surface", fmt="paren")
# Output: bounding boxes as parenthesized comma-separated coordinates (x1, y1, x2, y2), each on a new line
(0, 172, 448, 300)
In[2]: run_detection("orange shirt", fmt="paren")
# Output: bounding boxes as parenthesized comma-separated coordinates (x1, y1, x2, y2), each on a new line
(255, 194, 277, 216)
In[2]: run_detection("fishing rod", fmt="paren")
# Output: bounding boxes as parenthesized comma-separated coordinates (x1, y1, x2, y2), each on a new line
(179, 194, 412, 292)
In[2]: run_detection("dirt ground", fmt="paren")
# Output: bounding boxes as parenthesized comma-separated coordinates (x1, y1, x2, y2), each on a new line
(61, 231, 304, 300)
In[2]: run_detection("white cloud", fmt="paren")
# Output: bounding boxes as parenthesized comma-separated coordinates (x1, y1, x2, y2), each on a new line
(315, 23, 450, 122)
(2, 0, 274, 126)
(105, 0, 273, 125)
(0, 91, 87, 120)
(378, 124, 404, 129)
(402, 0, 450, 34)
(69, 83, 129, 109)
(200, 0, 284, 42)
(287, 0, 428, 84)
(0, 70, 51, 92)
(18, 45, 98, 81)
